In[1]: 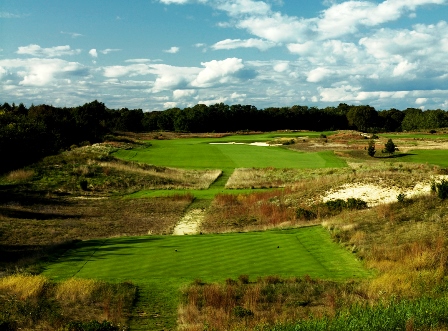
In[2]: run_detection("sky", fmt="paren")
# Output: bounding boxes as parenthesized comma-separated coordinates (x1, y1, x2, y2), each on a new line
(1, 0, 448, 111)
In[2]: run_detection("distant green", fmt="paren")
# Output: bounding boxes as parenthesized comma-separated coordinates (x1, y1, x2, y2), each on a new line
(113, 135, 346, 170)
(43, 227, 370, 283)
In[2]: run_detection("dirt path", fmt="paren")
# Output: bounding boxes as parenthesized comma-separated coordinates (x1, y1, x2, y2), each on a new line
(172, 208, 205, 235)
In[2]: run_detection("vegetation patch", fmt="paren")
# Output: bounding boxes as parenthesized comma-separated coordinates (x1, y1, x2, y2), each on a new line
(0, 274, 135, 330)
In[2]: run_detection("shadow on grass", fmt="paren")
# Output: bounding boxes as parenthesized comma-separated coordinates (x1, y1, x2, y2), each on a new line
(0, 207, 80, 220)
(374, 153, 417, 159)
(0, 184, 73, 206)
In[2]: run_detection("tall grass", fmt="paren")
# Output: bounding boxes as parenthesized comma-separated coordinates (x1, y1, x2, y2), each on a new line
(0, 275, 136, 330)
(0, 274, 48, 300)
(5, 169, 35, 182)
(178, 276, 364, 331)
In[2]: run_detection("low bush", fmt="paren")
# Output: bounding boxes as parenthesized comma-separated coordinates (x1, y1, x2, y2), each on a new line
(431, 179, 448, 200)
(296, 207, 317, 221)
(324, 198, 367, 212)
(63, 320, 125, 331)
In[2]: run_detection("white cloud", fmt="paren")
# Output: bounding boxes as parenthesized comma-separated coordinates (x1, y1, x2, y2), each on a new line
(307, 67, 331, 83)
(17, 44, 81, 57)
(61, 31, 83, 38)
(237, 13, 314, 43)
(163, 101, 179, 108)
(0, 58, 87, 86)
(160, 0, 189, 4)
(273, 62, 289, 73)
(89, 49, 98, 58)
(191, 58, 245, 87)
(125, 59, 153, 63)
(164, 46, 180, 54)
(173, 89, 197, 99)
(101, 48, 121, 55)
(212, 38, 277, 51)
(416, 97, 428, 104)
(317, 0, 447, 39)
(0, 12, 24, 18)
(152, 64, 201, 92)
(216, 0, 271, 16)
(103, 64, 153, 78)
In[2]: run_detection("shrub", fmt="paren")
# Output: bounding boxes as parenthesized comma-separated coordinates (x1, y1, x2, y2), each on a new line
(397, 193, 406, 203)
(63, 320, 122, 331)
(325, 198, 368, 212)
(233, 306, 254, 318)
(238, 275, 250, 284)
(79, 179, 88, 191)
(296, 207, 317, 221)
(367, 140, 376, 157)
(383, 138, 396, 154)
(345, 198, 368, 210)
(433, 179, 448, 200)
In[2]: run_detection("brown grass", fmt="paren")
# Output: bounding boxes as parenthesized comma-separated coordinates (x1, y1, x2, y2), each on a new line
(178, 276, 364, 331)
(0, 274, 136, 329)
(5, 169, 35, 182)
(200, 189, 316, 233)
(0, 274, 48, 300)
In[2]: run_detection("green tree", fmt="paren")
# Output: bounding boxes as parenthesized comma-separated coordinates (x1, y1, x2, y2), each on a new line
(384, 138, 396, 154)
(367, 140, 376, 157)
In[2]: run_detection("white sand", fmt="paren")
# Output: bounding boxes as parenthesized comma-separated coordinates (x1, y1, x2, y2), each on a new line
(322, 176, 448, 207)
(172, 209, 205, 235)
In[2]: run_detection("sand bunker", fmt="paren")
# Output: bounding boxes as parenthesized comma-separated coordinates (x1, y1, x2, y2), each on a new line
(322, 176, 448, 207)
(172, 209, 205, 235)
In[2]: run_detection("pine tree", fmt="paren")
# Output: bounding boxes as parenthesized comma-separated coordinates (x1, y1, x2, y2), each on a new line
(367, 140, 376, 157)
(384, 138, 396, 154)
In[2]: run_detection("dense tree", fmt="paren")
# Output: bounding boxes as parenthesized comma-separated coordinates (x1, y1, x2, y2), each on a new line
(367, 140, 376, 157)
(384, 139, 396, 155)
(346, 105, 378, 132)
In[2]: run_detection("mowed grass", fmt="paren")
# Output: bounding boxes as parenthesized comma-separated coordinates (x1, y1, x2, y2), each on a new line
(396, 149, 448, 167)
(113, 137, 346, 170)
(43, 227, 369, 283)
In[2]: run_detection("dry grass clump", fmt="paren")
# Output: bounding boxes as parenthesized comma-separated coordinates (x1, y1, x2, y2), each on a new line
(55, 277, 100, 303)
(178, 276, 363, 331)
(99, 161, 221, 190)
(5, 169, 35, 182)
(0, 274, 48, 300)
(201, 189, 321, 233)
(0, 275, 136, 329)
(226, 167, 349, 189)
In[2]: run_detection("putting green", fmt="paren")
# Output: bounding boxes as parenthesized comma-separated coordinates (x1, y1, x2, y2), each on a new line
(113, 137, 346, 170)
(43, 227, 370, 283)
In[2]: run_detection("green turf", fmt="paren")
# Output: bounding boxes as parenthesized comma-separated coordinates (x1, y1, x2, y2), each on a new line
(113, 137, 346, 170)
(43, 225, 370, 329)
(44, 227, 370, 282)
(395, 149, 448, 168)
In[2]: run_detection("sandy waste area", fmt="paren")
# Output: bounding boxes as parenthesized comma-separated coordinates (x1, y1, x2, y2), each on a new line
(322, 175, 448, 207)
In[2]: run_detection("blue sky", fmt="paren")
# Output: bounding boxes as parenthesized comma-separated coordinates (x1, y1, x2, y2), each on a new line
(1, 0, 448, 111)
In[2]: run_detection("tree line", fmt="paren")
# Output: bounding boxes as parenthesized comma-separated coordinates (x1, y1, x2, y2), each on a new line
(1, 100, 447, 173)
